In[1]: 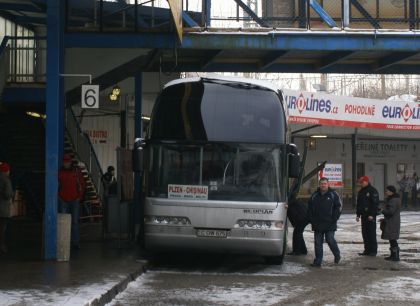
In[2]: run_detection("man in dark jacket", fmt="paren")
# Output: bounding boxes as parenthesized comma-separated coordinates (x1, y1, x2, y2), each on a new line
(308, 177, 342, 267)
(356, 175, 380, 256)
(287, 199, 309, 255)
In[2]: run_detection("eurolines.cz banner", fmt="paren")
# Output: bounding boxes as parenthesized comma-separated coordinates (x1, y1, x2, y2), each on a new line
(283, 89, 420, 131)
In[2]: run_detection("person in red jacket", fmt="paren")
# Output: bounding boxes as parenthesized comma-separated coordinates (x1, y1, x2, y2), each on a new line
(58, 154, 85, 249)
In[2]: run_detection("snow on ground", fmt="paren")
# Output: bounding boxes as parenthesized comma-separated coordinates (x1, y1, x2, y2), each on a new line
(107, 272, 309, 306)
(0, 278, 123, 306)
(345, 274, 420, 305)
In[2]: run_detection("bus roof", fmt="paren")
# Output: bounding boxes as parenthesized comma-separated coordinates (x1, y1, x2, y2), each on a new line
(164, 75, 281, 94)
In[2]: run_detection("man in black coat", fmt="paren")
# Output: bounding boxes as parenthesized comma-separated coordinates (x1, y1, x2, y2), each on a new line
(356, 175, 380, 256)
(308, 177, 342, 267)
(287, 199, 309, 255)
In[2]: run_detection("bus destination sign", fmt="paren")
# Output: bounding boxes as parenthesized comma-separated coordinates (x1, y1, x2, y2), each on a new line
(168, 184, 209, 200)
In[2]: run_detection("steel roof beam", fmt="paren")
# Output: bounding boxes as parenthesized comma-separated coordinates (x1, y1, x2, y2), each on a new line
(260, 50, 289, 70)
(65, 49, 160, 105)
(64, 32, 420, 52)
(350, 0, 380, 29)
(183, 11, 199, 28)
(232, 0, 269, 28)
(201, 50, 223, 70)
(0, 2, 44, 13)
(318, 51, 355, 71)
(309, 0, 337, 28)
(374, 51, 419, 72)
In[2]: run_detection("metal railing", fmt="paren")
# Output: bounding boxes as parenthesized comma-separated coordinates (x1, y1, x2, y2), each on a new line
(65, 0, 420, 32)
(65, 106, 104, 200)
(0, 36, 46, 84)
(0, 40, 7, 96)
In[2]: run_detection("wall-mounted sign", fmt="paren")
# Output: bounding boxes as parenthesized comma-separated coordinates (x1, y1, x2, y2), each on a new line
(81, 85, 99, 109)
(319, 163, 343, 188)
(85, 129, 108, 144)
(283, 89, 420, 131)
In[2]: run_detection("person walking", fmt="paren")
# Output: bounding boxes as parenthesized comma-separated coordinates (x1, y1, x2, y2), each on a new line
(287, 198, 309, 255)
(58, 154, 85, 250)
(0, 163, 14, 254)
(102, 165, 117, 196)
(398, 175, 410, 208)
(356, 175, 380, 256)
(411, 173, 418, 208)
(380, 185, 401, 262)
(308, 177, 342, 267)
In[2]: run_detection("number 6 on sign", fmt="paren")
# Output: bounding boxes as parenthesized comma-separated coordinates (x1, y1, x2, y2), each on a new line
(81, 85, 99, 109)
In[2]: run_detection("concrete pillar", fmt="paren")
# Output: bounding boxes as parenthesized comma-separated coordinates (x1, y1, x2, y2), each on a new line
(56, 213, 71, 261)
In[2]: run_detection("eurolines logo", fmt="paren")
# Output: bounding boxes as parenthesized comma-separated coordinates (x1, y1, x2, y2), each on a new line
(286, 93, 338, 114)
(382, 104, 420, 122)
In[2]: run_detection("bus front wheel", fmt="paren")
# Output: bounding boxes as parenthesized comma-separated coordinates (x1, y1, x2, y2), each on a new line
(264, 255, 284, 265)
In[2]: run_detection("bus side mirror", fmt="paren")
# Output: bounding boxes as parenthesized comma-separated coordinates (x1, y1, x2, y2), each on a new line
(287, 144, 300, 178)
(289, 154, 300, 178)
(133, 138, 145, 172)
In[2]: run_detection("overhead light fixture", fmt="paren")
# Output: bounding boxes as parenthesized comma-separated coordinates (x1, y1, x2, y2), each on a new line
(109, 93, 118, 101)
(26, 111, 46, 119)
(141, 115, 151, 121)
(112, 85, 121, 96)
(310, 135, 327, 138)
(109, 84, 121, 102)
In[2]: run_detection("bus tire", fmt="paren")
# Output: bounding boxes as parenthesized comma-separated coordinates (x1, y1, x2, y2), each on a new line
(265, 223, 288, 265)
(265, 255, 284, 265)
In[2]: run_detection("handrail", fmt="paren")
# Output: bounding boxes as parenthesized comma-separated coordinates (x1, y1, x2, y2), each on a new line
(0, 36, 46, 83)
(0, 38, 8, 97)
(65, 106, 104, 200)
(64, 0, 420, 31)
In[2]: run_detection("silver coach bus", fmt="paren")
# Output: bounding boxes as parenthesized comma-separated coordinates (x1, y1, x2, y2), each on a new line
(133, 76, 300, 264)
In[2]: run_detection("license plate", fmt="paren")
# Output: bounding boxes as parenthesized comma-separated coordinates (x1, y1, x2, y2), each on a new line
(196, 229, 227, 238)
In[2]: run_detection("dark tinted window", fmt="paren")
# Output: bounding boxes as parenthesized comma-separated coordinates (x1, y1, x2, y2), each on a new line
(149, 79, 286, 144)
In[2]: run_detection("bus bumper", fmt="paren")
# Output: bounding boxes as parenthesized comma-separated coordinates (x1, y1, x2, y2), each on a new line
(144, 225, 286, 256)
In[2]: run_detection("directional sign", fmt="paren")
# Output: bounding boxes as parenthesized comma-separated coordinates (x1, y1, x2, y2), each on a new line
(81, 85, 99, 109)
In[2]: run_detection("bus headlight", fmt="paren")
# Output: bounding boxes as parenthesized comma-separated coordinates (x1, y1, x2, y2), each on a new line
(145, 216, 191, 226)
(235, 220, 282, 230)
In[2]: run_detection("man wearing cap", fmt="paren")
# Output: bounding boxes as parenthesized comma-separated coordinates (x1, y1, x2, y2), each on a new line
(0, 163, 13, 253)
(58, 154, 85, 250)
(356, 175, 380, 256)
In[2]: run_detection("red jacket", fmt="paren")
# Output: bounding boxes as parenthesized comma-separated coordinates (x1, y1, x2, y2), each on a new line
(58, 167, 85, 202)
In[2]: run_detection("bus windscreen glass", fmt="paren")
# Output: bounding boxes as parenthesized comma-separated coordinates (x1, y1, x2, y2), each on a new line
(146, 143, 286, 202)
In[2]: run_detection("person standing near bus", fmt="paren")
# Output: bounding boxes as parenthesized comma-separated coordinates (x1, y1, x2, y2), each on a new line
(58, 154, 85, 250)
(356, 176, 379, 256)
(411, 173, 419, 207)
(287, 198, 309, 256)
(308, 177, 342, 267)
(380, 185, 401, 262)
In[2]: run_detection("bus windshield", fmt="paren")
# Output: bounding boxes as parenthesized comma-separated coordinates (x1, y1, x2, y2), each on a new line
(146, 142, 286, 202)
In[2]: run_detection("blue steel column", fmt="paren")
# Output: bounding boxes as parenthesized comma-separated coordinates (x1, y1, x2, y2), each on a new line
(44, 0, 64, 260)
(202, 0, 211, 27)
(134, 73, 143, 238)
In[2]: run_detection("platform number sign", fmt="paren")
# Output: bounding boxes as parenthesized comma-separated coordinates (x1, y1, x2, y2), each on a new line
(81, 85, 99, 109)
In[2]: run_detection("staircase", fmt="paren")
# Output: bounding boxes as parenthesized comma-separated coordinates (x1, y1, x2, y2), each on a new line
(65, 107, 104, 222)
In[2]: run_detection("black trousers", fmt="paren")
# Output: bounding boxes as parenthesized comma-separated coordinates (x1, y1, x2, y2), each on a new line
(361, 216, 377, 254)
(389, 239, 398, 249)
(292, 223, 307, 254)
